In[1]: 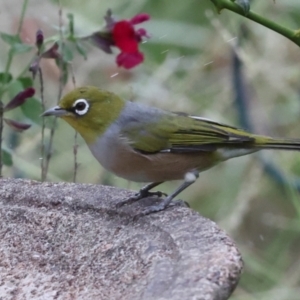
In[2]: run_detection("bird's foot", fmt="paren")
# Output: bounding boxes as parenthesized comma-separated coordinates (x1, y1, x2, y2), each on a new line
(116, 190, 167, 208)
(133, 198, 189, 221)
(172, 199, 190, 208)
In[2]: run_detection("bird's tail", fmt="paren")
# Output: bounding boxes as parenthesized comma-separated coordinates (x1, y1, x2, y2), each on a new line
(220, 134, 300, 161)
(253, 135, 300, 151)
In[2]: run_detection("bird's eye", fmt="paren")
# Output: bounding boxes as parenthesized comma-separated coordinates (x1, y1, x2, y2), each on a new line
(73, 99, 89, 116)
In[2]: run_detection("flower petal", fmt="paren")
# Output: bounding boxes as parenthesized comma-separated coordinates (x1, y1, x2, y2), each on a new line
(4, 118, 31, 132)
(41, 42, 60, 59)
(135, 28, 150, 42)
(85, 32, 114, 54)
(113, 21, 138, 52)
(130, 13, 150, 25)
(116, 51, 144, 69)
(4, 87, 35, 112)
(29, 57, 40, 79)
(136, 28, 149, 38)
(104, 9, 116, 31)
(36, 29, 44, 49)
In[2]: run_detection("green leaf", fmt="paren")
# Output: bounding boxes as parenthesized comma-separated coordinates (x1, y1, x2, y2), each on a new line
(67, 13, 75, 38)
(0, 32, 21, 46)
(7, 78, 34, 99)
(0, 32, 32, 54)
(11, 43, 33, 54)
(61, 62, 69, 85)
(54, 60, 69, 85)
(75, 40, 87, 60)
(18, 77, 33, 88)
(20, 97, 42, 125)
(2, 148, 13, 166)
(0, 72, 13, 84)
(61, 42, 74, 62)
(7, 79, 24, 100)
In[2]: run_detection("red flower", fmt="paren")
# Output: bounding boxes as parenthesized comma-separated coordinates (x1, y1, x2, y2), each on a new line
(116, 52, 144, 69)
(112, 14, 149, 68)
(86, 11, 150, 69)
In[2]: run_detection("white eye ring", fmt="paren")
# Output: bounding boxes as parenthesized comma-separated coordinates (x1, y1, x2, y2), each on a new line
(73, 98, 89, 116)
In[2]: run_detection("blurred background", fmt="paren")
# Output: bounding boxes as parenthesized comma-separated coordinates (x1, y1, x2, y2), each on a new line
(1, 0, 300, 299)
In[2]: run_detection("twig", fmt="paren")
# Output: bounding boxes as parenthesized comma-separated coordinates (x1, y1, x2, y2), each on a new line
(17, 0, 29, 35)
(69, 63, 79, 182)
(42, 2, 65, 179)
(210, 0, 300, 48)
(0, 100, 3, 177)
(72, 137, 78, 183)
(38, 67, 46, 181)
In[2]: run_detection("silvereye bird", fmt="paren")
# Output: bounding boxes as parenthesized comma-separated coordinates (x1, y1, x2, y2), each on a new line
(43, 86, 300, 216)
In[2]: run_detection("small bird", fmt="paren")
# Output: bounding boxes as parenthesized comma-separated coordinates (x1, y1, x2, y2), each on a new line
(43, 86, 300, 216)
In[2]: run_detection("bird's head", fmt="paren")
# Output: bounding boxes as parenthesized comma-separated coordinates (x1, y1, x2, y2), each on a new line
(42, 86, 125, 143)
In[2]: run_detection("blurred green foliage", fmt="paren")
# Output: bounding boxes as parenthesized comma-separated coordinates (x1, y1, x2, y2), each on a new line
(1, 0, 300, 298)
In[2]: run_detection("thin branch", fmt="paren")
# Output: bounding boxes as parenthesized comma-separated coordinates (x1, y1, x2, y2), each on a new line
(72, 136, 79, 183)
(0, 50, 14, 96)
(69, 63, 79, 183)
(17, 0, 29, 35)
(38, 67, 46, 181)
(42, 2, 65, 179)
(0, 100, 3, 177)
(210, 0, 300, 48)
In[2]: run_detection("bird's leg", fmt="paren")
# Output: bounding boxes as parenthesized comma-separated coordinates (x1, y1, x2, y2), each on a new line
(134, 171, 199, 219)
(116, 181, 165, 208)
(137, 181, 166, 198)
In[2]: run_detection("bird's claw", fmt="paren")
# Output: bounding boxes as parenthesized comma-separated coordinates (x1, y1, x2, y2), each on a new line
(116, 190, 167, 208)
(116, 193, 142, 208)
(133, 198, 189, 221)
(169, 199, 190, 208)
(133, 201, 168, 221)
(144, 190, 167, 198)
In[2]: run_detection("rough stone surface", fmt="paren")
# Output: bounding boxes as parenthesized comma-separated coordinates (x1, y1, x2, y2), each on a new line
(0, 178, 243, 300)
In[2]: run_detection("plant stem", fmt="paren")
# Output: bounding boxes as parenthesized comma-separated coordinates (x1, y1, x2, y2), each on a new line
(42, 2, 65, 180)
(38, 68, 46, 181)
(0, 50, 14, 97)
(69, 63, 78, 182)
(0, 100, 3, 177)
(73, 132, 78, 183)
(0, 0, 29, 96)
(210, 0, 300, 47)
(17, 0, 29, 35)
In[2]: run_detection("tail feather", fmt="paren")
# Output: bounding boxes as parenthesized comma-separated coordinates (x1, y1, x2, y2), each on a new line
(219, 136, 300, 161)
(253, 136, 300, 151)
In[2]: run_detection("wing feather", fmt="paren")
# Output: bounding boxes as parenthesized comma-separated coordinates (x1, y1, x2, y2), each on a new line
(121, 111, 255, 154)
